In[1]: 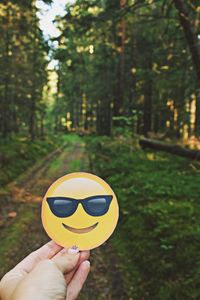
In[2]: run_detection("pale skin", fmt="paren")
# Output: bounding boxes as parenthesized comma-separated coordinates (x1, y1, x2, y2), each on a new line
(0, 241, 90, 300)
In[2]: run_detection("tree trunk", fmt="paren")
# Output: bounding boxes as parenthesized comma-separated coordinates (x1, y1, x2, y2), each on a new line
(140, 137, 200, 161)
(113, 0, 126, 120)
(195, 89, 200, 134)
(2, 3, 11, 137)
(96, 100, 112, 136)
(143, 59, 152, 136)
(143, 83, 152, 136)
(153, 111, 160, 133)
(173, 0, 200, 134)
(29, 0, 37, 141)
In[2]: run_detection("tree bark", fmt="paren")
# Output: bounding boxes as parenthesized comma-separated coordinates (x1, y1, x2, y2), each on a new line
(2, 3, 11, 137)
(113, 0, 126, 119)
(29, 1, 37, 141)
(195, 89, 200, 134)
(143, 58, 152, 136)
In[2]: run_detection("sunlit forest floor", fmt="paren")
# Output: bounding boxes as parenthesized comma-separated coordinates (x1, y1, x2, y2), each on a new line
(0, 134, 200, 299)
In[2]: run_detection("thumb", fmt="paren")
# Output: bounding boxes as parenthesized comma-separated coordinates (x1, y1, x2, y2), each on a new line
(53, 248, 80, 274)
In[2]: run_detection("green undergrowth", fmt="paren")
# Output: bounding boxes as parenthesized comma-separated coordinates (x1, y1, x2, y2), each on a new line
(0, 202, 38, 274)
(85, 136, 200, 300)
(0, 134, 71, 187)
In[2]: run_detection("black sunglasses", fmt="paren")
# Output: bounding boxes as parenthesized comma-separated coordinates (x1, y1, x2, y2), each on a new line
(46, 195, 113, 218)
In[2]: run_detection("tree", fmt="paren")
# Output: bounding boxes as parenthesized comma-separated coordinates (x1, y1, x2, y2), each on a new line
(51, 0, 200, 139)
(173, 0, 200, 134)
(0, 0, 50, 139)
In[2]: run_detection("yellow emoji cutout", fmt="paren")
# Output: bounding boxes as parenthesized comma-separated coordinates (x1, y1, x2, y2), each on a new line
(41, 172, 119, 250)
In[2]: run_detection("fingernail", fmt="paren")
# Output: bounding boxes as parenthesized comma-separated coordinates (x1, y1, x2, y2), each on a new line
(68, 245, 79, 254)
(83, 260, 90, 266)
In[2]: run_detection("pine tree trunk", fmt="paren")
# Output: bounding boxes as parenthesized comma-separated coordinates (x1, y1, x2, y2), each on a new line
(173, 0, 200, 134)
(29, 0, 37, 141)
(143, 59, 152, 136)
(2, 3, 11, 137)
(113, 0, 126, 120)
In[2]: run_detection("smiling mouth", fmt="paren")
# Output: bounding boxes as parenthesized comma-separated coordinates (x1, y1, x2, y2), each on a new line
(62, 222, 98, 234)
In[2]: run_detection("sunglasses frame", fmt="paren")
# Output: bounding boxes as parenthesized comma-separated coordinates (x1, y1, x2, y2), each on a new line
(46, 195, 113, 218)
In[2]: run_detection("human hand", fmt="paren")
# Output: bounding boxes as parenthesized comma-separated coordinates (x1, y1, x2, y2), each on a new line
(0, 241, 90, 300)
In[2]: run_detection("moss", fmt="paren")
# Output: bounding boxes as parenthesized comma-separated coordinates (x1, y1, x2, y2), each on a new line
(0, 204, 37, 269)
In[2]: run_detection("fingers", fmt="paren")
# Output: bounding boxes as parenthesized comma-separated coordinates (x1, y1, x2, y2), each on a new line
(14, 240, 62, 273)
(0, 243, 90, 300)
(0, 241, 62, 300)
(10, 260, 67, 300)
(66, 260, 90, 300)
(0, 269, 27, 300)
(52, 248, 80, 274)
(64, 250, 90, 284)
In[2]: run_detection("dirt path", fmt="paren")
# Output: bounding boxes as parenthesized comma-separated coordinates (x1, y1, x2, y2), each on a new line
(0, 137, 126, 299)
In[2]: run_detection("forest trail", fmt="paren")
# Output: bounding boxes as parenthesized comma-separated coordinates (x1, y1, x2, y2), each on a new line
(0, 137, 126, 300)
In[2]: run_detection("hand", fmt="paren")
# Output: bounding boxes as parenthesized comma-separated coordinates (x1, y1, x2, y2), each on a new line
(0, 241, 90, 300)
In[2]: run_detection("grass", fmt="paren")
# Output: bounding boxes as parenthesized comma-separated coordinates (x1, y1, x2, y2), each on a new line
(85, 136, 200, 300)
(0, 137, 53, 187)
(43, 134, 86, 176)
(0, 203, 37, 270)
(0, 134, 74, 187)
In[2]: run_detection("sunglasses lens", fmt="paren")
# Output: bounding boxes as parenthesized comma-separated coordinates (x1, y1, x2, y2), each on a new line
(48, 198, 76, 217)
(86, 197, 110, 216)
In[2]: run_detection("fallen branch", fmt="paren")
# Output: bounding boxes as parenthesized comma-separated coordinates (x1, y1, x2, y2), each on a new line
(139, 137, 200, 161)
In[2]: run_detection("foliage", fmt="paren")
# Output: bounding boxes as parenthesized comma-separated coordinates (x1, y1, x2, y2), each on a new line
(1, 0, 200, 138)
(52, 0, 200, 137)
(0, 0, 49, 139)
(86, 136, 200, 299)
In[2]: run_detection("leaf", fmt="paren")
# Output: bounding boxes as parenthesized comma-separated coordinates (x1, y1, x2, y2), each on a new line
(8, 211, 17, 218)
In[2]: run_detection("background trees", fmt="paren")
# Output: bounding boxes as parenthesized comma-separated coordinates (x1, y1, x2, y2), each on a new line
(0, 0, 200, 140)
(51, 0, 200, 138)
(0, 0, 51, 139)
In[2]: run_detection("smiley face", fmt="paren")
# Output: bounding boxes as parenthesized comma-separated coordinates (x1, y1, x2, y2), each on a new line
(41, 172, 119, 250)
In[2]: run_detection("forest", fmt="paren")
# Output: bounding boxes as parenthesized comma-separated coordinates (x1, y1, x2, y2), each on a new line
(1, 0, 200, 139)
(0, 0, 200, 299)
